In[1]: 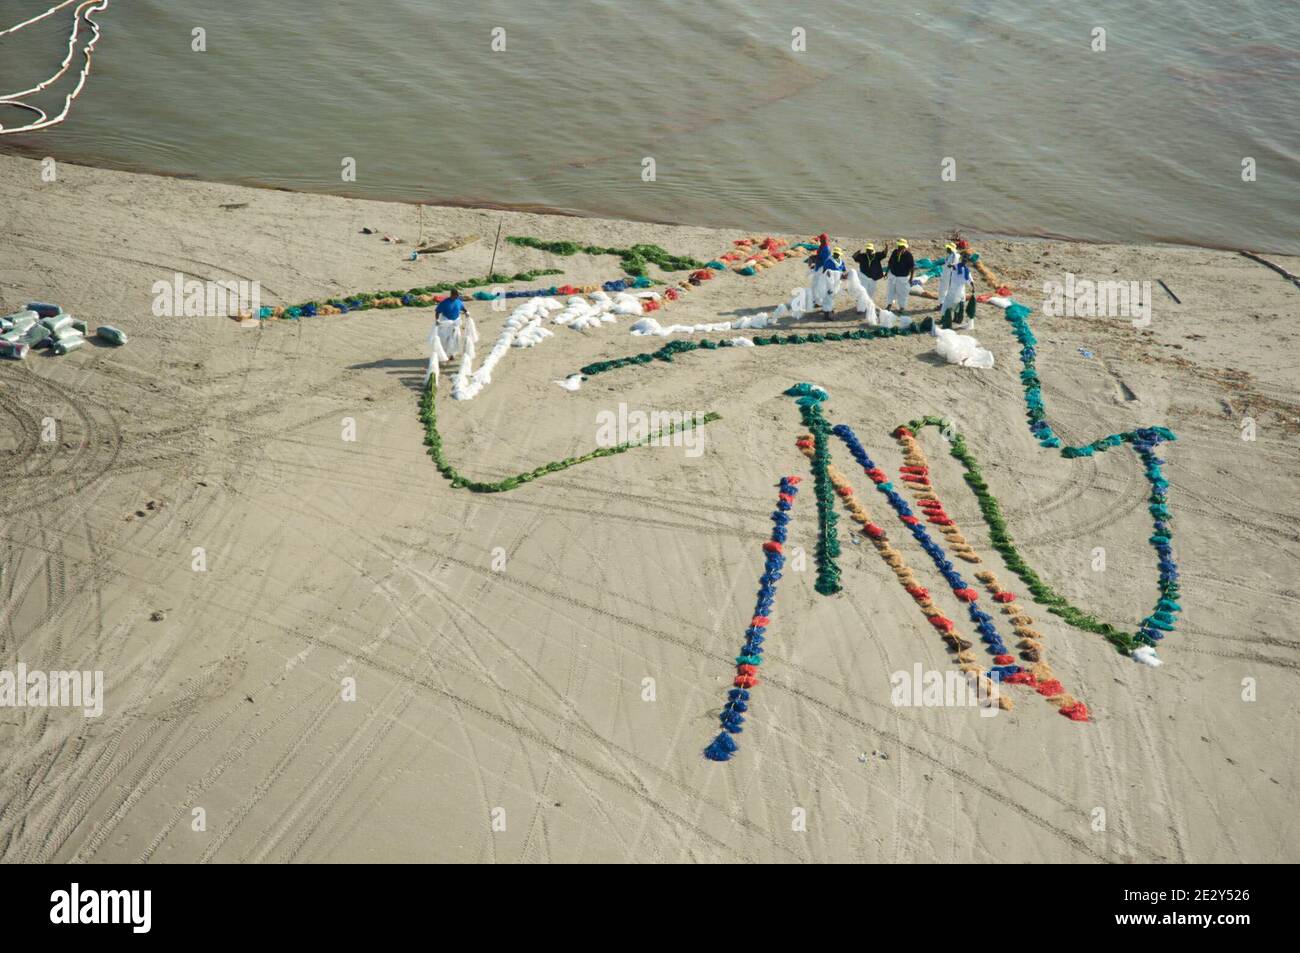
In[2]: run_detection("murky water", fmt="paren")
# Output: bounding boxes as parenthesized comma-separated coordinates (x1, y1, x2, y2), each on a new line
(3, 0, 1297, 252)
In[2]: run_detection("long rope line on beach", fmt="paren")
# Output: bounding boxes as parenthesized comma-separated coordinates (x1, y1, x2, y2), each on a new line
(387, 236, 1183, 736)
(211, 221, 1181, 730)
(266, 230, 1181, 675)
(417, 270, 1179, 664)
(802, 386, 1085, 716)
(703, 476, 801, 761)
(883, 424, 1081, 704)
(261, 233, 806, 321)
(708, 385, 1104, 762)
(0, 0, 111, 135)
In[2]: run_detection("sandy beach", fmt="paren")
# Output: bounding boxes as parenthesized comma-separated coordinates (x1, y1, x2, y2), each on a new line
(1, 154, 1297, 863)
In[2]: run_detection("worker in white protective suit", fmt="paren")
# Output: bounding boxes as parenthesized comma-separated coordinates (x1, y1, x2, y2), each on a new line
(939, 251, 975, 330)
(883, 238, 915, 314)
(820, 246, 847, 316)
(807, 235, 845, 318)
(937, 242, 959, 304)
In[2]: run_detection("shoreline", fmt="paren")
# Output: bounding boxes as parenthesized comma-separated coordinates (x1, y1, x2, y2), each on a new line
(4, 146, 1296, 260)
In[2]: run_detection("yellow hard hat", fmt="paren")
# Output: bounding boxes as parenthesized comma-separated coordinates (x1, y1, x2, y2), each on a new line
(833, 246, 844, 255)
(896, 238, 909, 248)
(863, 243, 875, 252)
(944, 242, 956, 251)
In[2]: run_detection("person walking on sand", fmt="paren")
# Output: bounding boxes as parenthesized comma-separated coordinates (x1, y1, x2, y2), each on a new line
(435, 287, 468, 348)
(940, 248, 975, 330)
(884, 238, 914, 313)
(852, 242, 887, 302)
(425, 288, 473, 385)
(806, 233, 844, 317)
(937, 241, 959, 304)
(820, 246, 847, 316)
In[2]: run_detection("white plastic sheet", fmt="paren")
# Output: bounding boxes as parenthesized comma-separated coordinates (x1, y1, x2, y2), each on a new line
(431, 314, 478, 361)
(933, 328, 994, 369)
(773, 287, 810, 321)
(424, 326, 451, 385)
(844, 268, 880, 323)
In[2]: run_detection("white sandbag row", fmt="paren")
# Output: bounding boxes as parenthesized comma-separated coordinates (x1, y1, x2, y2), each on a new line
(627, 268, 911, 340)
(626, 310, 779, 338)
(451, 298, 555, 400)
(553, 295, 616, 331)
(551, 290, 649, 331)
(512, 317, 553, 348)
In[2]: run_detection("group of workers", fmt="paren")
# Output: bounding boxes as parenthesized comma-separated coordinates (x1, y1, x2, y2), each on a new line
(425, 233, 980, 383)
(808, 233, 976, 329)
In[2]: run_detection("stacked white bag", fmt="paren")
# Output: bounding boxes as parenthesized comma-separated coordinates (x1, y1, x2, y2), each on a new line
(627, 311, 779, 338)
(452, 298, 555, 400)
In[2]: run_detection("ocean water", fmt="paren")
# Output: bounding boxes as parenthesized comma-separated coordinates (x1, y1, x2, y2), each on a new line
(2, 0, 1297, 253)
